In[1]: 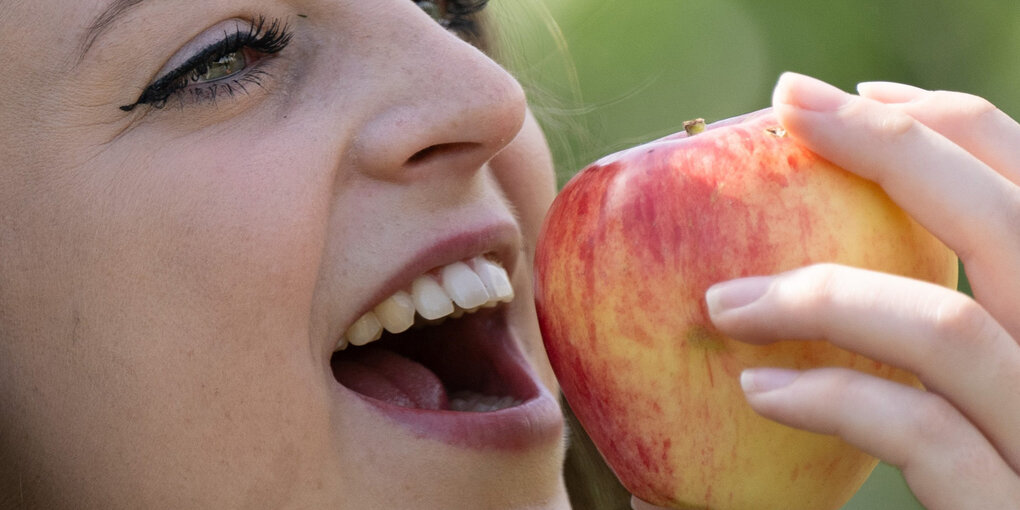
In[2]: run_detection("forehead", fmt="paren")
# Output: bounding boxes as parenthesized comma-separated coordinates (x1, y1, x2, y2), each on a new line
(0, 0, 101, 49)
(0, 0, 102, 24)
(0, 0, 158, 68)
(79, 0, 146, 58)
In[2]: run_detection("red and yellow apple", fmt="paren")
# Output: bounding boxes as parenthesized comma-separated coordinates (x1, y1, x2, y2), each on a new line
(534, 109, 958, 509)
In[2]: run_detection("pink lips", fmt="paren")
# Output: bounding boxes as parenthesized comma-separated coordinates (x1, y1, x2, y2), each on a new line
(339, 317, 564, 451)
(329, 222, 564, 451)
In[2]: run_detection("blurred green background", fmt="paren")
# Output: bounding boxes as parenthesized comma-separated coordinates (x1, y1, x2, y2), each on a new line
(496, 0, 1019, 188)
(491, 0, 1019, 508)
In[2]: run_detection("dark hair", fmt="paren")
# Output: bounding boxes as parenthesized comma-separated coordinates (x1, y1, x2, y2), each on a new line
(563, 403, 633, 509)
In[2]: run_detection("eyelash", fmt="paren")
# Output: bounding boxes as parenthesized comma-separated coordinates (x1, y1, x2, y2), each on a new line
(120, 16, 293, 112)
(414, 0, 489, 39)
(120, 2, 487, 113)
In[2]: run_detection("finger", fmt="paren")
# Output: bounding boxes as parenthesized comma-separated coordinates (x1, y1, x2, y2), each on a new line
(855, 81, 927, 103)
(857, 81, 1020, 186)
(741, 367, 1020, 510)
(707, 263, 1020, 471)
(772, 72, 1019, 260)
(773, 72, 1020, 334)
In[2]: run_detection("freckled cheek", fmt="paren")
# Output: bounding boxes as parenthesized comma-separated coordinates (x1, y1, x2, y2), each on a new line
(490, 115, 557, 247)
(194, 176, 325, 304)
(125, 146, 331, 328)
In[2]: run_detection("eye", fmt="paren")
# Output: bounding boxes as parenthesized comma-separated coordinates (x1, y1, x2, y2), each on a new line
(414, 0, 489, 40)
(121, 16, 292, 112)
(192, 52, 247, 84)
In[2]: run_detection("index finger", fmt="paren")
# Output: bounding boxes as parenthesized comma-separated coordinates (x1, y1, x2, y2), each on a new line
(772, 72, 1020, 335)
(772, 73, 1019, 265)
(855, 81, 1020, 186)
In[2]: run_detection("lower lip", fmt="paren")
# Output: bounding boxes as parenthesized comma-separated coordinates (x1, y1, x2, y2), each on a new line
(331, 313, 565, 452)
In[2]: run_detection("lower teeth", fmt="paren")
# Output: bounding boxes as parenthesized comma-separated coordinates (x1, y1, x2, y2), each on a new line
(448, 391, 522, 412)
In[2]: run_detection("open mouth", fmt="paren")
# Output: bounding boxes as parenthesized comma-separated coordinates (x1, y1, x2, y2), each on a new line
(329, 256, 562, 449)
(326, 229, 563, 448)
(330, 306, 534, 412)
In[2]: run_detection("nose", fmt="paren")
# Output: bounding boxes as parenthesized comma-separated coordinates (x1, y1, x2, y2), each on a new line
(347, 10, 529, 182)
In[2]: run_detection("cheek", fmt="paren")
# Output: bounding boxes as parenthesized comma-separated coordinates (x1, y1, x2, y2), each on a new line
(492, 111, 557, 248)
(94, 153, 328, 347)
(490, 112, 559, 390)
(0, 132, 340, 504)
(78, 136, 334, 381)
(157, 154, 327, 312)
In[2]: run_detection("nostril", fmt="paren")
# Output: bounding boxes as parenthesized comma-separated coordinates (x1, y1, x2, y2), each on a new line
(408, 142, 482, 165)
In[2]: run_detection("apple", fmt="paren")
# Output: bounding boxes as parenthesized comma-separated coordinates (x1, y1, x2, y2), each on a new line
(534, 108, 958, 509)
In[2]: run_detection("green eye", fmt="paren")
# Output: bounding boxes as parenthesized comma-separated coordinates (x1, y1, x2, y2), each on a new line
(190, 51, 247, 84)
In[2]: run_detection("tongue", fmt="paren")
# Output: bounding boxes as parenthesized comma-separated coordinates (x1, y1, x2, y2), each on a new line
(332, 348, 449, 410)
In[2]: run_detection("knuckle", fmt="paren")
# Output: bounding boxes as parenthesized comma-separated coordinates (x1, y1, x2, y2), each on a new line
(931, 296, 998, 349)
(929, 90, 999, 121)
(820, 368, 860, 398)
(910, 392, 961, 446)
(800, 262, 844, 290)
(877, 109, 917, 139)
(787, 263, 844, 309)
(850, 98, 918, 141)
(799, 368, 861, 436)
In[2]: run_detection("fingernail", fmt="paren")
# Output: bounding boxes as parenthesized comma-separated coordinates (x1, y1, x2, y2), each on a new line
(774, 72, 851, 112)
(741, 368, 800, 394)
(705, 276, 773, 316)
(855, 81, 927, 103)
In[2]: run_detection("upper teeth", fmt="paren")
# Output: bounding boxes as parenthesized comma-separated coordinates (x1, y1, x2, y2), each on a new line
(336, 256, 514, 351)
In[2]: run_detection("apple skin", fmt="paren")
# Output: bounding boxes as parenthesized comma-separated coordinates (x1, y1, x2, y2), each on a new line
(534, 109, 958, 509)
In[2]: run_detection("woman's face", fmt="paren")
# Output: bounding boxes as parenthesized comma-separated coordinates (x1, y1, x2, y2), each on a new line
(0, 1, 567, 508)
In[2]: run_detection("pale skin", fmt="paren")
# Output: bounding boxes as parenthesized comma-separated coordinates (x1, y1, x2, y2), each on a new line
(0, 1, 567, 508)
(636, 74, 1020, 509)
(1, 1, 1018, 509)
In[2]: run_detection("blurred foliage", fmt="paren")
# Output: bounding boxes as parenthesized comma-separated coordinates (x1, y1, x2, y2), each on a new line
(496, 0, 1019, 187)
(492, 0, 1018, 508)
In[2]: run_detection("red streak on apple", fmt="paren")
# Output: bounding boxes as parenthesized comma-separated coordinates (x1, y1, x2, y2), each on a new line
(534, 109, 958, 509)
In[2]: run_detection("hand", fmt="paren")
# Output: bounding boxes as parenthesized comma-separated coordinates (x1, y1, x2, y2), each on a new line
(703, 73, 1020, 509)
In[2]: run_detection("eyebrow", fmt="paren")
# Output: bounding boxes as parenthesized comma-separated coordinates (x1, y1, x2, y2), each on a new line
(77, 0, 146, 62)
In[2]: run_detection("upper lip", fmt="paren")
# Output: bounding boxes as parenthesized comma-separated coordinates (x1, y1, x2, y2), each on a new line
(335, 220, 523, 350)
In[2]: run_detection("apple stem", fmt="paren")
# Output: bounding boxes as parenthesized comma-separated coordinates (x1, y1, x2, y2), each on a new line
(683, 118, 706, 136)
